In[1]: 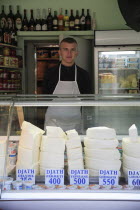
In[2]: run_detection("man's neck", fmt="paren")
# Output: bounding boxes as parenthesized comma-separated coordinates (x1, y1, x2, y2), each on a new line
(61, 61, 75, 67)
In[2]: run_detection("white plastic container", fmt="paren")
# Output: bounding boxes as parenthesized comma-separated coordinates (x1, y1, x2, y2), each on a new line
(23, 181, 34, 190)
(12, 180, 23, 190)
(2, 177, 13, 190)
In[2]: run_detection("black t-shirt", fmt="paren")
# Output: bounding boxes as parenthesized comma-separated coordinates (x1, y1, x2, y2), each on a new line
(43, 63, 92, 94)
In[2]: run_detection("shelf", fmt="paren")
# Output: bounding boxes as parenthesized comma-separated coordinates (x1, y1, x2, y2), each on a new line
(37, 58, 59, 61)
(99, 88, 139, 90)
(17, 31, 94, 39)
(0, 43, 21, 50)
(0, 90, 22, 93)
(99, 68, 139, 71)
(0, 66, 22, 70)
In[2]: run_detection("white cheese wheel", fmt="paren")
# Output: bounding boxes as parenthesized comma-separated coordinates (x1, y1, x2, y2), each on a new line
(40, 151, 64, 168)
(41, 136, 65, 153)
(85, 157, 121, 171)
(84, 147, 120, 160)
(46, 126, 66, 138)
(66, 139, 81, 150)
(17, 146, 39, 166)
(122, 137, 140, 158)
(67, 147, 83, 160)
(19, 130, 42, 150)
(66, 129, 79, 139)
(86, 127, 116, 140)
(123, 153, 140, 170)
(22, 121, 45, 134)
(84, 137, 119, 149)
(68, 158, 84, 170)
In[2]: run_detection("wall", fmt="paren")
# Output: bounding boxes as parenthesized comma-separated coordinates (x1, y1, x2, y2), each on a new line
(0, 0, 130, 30)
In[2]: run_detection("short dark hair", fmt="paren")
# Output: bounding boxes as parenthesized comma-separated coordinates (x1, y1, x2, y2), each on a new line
(60, 37, 77, 45)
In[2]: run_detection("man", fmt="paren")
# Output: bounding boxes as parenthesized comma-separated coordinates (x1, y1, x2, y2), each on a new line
(43, 37, 92, 132)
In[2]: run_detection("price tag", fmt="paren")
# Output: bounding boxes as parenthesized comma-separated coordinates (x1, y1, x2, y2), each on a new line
(45, 169, 64, 185)
(99, 170, 119, 186)
(16, 169, 35, 184)
(70, 169, 89, 185)
(128, 170, 140, 186)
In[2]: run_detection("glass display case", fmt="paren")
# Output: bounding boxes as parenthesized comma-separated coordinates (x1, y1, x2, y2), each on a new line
(1, 94, 140, 210)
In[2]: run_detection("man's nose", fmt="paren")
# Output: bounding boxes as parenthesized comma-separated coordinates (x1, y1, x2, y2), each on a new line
(67, 50, 72, 56)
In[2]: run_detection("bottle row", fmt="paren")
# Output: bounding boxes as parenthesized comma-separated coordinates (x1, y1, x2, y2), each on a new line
(0, 5, 93, 33)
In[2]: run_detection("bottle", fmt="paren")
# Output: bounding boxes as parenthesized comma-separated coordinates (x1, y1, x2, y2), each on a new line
(41, 9, 47, 31)
(53, 11, 58, 31)
(0, 5, 7, 30)
(74, 10, 80, 31)
(15, 5, 22, 31)
(3, 24, 9, 44)
(69, 10, 75, 30)
(35, 9, 41, 31)
(7, 5, 14, 30)
(85, 9, 91, 30)
(11, 24, 17, 46)
(58, 8, 64, 31)
(47, 8, 53, 31)
(0, 28, 3, 43)
(22, 9, 28, 31)
(80, 9, 85, 30)
(28, 9, 35, 31)
(64, 10, 69, 31)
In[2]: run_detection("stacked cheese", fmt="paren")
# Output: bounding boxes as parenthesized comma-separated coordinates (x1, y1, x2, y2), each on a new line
(122, 124, 140, 178)
(0, 139, 7, 176)
(66, 129, 84, 174)
(84, 127, 121, 176)
(16, 121, 45, 175)
(40, 126, 66, 175)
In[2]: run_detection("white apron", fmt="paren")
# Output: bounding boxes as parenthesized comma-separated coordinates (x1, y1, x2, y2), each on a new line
(44, 64, 81, 132)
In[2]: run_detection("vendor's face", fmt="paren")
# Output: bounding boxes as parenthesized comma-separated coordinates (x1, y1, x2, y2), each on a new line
(59, 42, 78, 66)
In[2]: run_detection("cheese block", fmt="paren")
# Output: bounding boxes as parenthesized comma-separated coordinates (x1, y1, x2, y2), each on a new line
(66, 139, 82, 150)
(84, 147, 120, 160)
(66, 129, 79, 139)
(22, 121, 45, 134)
(0, 156, 5, 176)
(41, 136, 65, 153)
(40, 151, 64, 168)
(123, 153, 140, 170)
(68, 158, 84, 170)
(0, 140, 6, 156)
(46, 126, 66, 138)
(67, 148, 83, 160)
(19, 130, 42, 149)
(85, 157, 121, 170)
(122, 137, 140, 158)
(86, 127, 116, 140)
(17, 146, 39, 166)
(84, 137, 118, 149)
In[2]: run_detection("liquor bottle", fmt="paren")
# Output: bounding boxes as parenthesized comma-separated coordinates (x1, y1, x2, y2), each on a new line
(0, 5, 7, 29)
(47, 8, 53, 31)
(64, 10, 69, 31)
(74, 10, 80, 31)
(28, 9, 35, 31)
(15, 5, 22, 31)
(52, 11, 58, 31)
(41, 9, 47, 31)
(69, 10, 75, 30)
(58, 8, 64, 31)
(0, 28, 3, 43)
(85, 9, 91, 30)
(80, 9, 85, 30)
(7, 5, 14, 30)
(11, 24, 17, 46)
(35, 9, 41, 31)
(22, 9, 28, 31)
(3, 24, 9, 44)
(7, 23, 11, 44)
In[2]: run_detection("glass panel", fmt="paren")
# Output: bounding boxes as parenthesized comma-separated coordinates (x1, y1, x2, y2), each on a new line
(98, 50, 140, 94)
(2, 95, 140, 194)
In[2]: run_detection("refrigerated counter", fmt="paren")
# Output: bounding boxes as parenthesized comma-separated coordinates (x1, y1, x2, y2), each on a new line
(1, 94, 140, 210)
